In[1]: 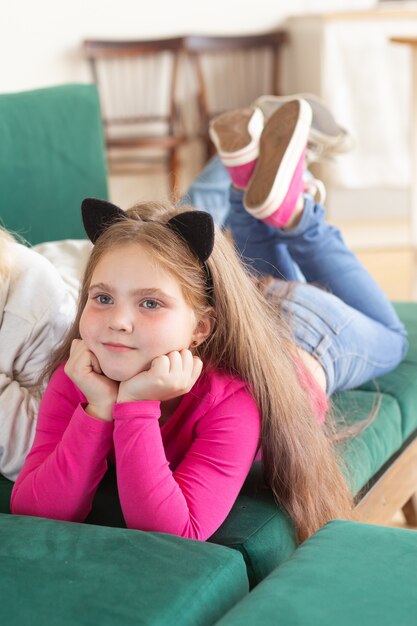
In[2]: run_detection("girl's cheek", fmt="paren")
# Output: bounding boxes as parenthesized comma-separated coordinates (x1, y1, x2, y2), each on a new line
(79, 309, 95, 342)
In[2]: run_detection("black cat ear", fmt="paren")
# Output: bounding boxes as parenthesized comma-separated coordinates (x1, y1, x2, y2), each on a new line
(81, 201, 215, 262)
(167, 211, 214, 263)
(81, 198, 126, 243)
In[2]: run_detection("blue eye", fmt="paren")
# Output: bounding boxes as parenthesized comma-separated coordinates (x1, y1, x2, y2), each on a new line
(142, 299, 160, 309)
(95, 294, 112, 305)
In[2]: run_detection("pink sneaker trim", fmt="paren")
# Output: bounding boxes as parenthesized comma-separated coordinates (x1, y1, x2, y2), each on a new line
(244, 99, 312, 221)
(261, 150, 305, 228)
(226, 159, 258, 189)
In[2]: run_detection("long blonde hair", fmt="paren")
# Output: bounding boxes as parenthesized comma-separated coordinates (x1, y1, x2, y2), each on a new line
(45, 201, 353, 542)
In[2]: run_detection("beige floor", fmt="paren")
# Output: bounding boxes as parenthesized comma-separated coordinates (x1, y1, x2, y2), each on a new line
(332, 217, 416, 302)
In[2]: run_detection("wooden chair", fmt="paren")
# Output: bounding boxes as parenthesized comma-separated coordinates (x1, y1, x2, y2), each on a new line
(83, 37, 187, 195)
(184, 32, 288, 161)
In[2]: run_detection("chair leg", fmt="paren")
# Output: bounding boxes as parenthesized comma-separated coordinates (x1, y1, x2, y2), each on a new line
(201, 134, 215, 165)
(207, 137, 216, 160)
(168, 148, 181, 199)
(402, 493, 417, 526)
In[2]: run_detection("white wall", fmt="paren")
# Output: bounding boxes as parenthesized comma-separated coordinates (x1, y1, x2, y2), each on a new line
(1, 0, 377, 92)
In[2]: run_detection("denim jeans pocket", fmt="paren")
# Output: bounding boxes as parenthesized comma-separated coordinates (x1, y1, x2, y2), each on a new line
(277, 282, 355, 336)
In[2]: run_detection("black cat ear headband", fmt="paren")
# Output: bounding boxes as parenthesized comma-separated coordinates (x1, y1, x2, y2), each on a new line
(81, 198, 215, 295)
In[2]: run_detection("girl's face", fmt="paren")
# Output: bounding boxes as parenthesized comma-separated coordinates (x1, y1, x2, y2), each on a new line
(79, 243, 207, 382)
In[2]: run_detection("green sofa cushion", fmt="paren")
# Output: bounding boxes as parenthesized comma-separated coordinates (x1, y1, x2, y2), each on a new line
(360, 302, 417, 439)
(216, 520, 417, 626)
(333, 390, 403, 494)
(0, 514, 248, 626)
(0, 84, 108, 244)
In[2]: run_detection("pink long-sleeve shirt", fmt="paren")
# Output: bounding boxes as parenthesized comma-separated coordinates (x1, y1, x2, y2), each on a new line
(11, 364, 261, 540)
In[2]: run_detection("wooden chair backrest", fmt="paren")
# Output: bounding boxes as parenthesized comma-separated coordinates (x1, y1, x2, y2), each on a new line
(184, 32, 287, 123)
(83, 38, 186, 137)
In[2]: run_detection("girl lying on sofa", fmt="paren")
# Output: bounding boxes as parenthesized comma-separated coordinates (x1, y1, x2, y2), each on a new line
(11, 99, 408, 543)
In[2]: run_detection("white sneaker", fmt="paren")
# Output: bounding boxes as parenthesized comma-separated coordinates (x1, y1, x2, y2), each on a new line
(254, 93, 354, 164)
(209, 106, 264, 189)
(244, 98, 312, 228)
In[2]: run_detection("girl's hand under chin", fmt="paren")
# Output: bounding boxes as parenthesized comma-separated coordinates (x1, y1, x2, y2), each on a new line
(64, 339, 119, 422)
(117, 349, 203, 404)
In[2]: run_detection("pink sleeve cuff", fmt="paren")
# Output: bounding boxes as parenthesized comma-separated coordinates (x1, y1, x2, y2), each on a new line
(112, 401, 161, 420)
(74, 403, 115, 433)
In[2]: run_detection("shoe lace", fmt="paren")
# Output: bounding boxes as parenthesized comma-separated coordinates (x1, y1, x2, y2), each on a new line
(307, 142, 344, 165)
(303, 177, 326, 205)
(306, 132, 355, 165)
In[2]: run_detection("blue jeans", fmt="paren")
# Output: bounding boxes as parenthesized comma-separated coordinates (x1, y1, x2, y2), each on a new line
(184, 162, 408, 395)
(180, 156, 231, 228)
(183, 157, 304, 280)
(227, 189, 408, 395)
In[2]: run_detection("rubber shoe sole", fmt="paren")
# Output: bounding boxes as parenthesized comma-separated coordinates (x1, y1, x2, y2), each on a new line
(209, 106, 264, 189)
(244, 99, 312, 226)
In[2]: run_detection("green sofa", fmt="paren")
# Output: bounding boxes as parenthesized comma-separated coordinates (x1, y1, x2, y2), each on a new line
(0, 513, 248, 626)
(0, 83, 108, 244)
(1, 83, 417, 625)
